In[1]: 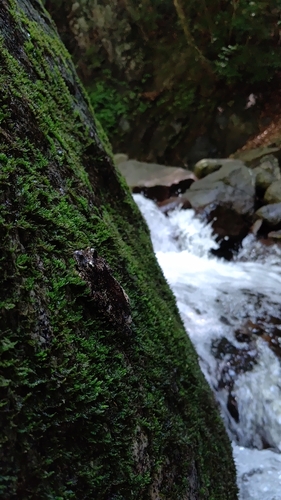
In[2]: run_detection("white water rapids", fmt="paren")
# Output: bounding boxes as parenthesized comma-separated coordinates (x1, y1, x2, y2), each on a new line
(134, 193, 281, 500)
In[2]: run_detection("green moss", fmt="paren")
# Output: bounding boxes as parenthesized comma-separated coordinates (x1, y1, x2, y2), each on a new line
(0, 1, 237, 498)
(87, 74, 152, 142)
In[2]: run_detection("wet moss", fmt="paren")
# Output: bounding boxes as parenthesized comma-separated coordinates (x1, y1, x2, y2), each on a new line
(0, 1, 237, 498)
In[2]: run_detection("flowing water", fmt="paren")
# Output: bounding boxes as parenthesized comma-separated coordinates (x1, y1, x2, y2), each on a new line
(134, 193, 281, 500)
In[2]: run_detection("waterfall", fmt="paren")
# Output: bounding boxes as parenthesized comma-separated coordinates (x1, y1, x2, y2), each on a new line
(134, 193, 281, 500)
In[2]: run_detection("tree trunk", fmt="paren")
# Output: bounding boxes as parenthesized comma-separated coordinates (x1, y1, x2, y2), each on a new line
(0, 1, 238, 498)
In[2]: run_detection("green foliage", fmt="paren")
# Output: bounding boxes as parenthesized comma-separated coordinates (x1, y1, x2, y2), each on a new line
(156, 83, 195, 114)
(193, 0, 281, 83)
(88, 74, 153, 139)
(88, 79, 130, 135)
(128, 0, 281, 86)
(86, 0, 281, 160)
(44, 0, 281, 165)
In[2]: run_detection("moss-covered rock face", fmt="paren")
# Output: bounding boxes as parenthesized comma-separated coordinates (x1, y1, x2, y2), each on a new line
(44, 0, 281, 165)
(0, 1, 237, 498)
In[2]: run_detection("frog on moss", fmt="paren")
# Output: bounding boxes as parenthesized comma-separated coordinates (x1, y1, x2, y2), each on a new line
(74, 247, 132, 330)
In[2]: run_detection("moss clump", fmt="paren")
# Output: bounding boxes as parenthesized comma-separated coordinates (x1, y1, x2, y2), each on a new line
(0, 1, 237, 498)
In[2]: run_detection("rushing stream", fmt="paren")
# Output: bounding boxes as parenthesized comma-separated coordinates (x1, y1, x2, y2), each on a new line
(134, 193, 281, 500)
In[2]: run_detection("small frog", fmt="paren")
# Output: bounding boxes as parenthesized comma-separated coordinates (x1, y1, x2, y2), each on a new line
(73, 247, 132, 329)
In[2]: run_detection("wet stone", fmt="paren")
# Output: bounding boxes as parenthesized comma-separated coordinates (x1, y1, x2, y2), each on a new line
(211, 337, 258, 388)
(157, 196, 192, 214)
(235, 316, 281, 358)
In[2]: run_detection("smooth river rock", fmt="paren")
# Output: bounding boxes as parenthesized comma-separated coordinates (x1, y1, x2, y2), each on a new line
(194, 158, 245, 179)
(254, 202, 281, 227)
(231, 146, 281, 167)
(157, 197, 192, 214)
(254, 169, 276, 192)
(183, 163, 255, 216)
(253, 154, 281, 192)
(114, 153, 129, 165)
(117, 159, 196, 201)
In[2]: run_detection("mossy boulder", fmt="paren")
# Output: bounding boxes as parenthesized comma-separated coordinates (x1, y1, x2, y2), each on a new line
(194, 158, 245, 179)
(0, 1, 237, 499)
(264, 180, 281, 204)
(254, 169, 276, 192)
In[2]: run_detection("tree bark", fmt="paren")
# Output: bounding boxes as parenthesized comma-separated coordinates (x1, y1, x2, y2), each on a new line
(0, 1, 238, 498)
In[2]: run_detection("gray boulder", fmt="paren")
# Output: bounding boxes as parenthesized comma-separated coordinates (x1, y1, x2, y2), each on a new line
(194, 158, 245, 179)
(258, 155, 280, 178)
(253, 155, 280, 191)
(114, 153, 129, 165)
(183, 163, 255, 216)
(254, 203, 281, 227)
(254, 170, 275, 191)
(232, 146, 280, 167)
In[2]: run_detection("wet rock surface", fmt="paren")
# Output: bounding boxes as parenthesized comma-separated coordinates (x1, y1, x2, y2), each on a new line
(268, 229, 281, 239)
(264, 180, 281, 204)
(211, 312, 281, 429)
(157, 197, 192, 214)
(118, 159, 196, 201)
(183, 163, 255, 216)
(211, 336, 258, 424)
(207, 206, 250, 260)
(232, 146, 281, 167)
(252, 155, 280, 195)
(254, 169, 275, 192)
(254, 203, 281, 228)
(194, 158, 245, 179)
(117, 151, 281, 259)
(235, 316, 281, 354)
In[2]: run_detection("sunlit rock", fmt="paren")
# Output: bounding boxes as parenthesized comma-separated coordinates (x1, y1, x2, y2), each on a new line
(264, 180, 281, 204)
(194, 158, 245, 179)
